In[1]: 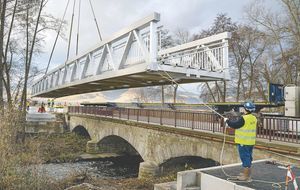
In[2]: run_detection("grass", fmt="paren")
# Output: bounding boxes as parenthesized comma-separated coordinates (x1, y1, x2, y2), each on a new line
(21, 133, 89, 164)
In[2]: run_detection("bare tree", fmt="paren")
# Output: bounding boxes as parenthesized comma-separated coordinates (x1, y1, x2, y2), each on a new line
(2, 0, 17, 108)
(246, 0, 298, 85)
(0, 0, 8, 111)
(0, 0, 61, 111)
(280, 0, 300, 85)
(160, 29, 174, 49)
(174, 28, 191, 45)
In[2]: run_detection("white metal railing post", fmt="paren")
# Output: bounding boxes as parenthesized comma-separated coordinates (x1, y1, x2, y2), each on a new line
(149, 20, 158, 70)
(222, 39, 229, 70)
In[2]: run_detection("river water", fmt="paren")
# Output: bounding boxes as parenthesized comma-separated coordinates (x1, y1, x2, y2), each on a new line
(35, 156, 143, 181)
(36, 155, 218, 182)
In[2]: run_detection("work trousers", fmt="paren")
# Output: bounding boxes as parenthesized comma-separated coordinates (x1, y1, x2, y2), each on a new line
(237, 144, 254, 168)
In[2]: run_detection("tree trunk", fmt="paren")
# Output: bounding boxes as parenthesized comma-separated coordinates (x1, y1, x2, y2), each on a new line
(21, 0, 44, 112)
(215, 82, 223, 102)
(236, 65, 243, 101)
(0, 0, 7, 111)
(255, 80, 268, 102)
(205, 82, 216, 102)
(161, 85, 165, 106)
(173, 84, 178, 104)
(3, 0, 18, 108)
(3, 52, 13, 108)
(20, 0, 45, 143)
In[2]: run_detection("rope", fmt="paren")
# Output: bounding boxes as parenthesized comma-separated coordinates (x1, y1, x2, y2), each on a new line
(88, 0, 102, 41)
(155, 67, 224, 118)
(67, 0, 76, 61)
(44, 0, 103, 74)
(76, 0, 81, 55)
(44, 0, 71, 75)
(155, 63, 299, 189)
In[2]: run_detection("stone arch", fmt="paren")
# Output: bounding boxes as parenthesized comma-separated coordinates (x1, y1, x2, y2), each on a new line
(72, 125, 91, 139)
(158, 156, 218, 175)
(97, 135, 143, 159)
(147, 136, 231, 167)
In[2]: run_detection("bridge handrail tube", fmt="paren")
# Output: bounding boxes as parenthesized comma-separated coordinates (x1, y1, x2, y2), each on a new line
(158, 32, 231, 56)
(159, 43, 225, 62)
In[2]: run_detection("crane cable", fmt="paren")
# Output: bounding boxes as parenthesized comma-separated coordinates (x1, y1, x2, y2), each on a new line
(156, 64, 298, 189)
(76, 0, 81, 56)
(66, 0, 76, 61)
(44, 0, 71, 75)
(45, 0, 102, 76)
(88, 0, 102, 41)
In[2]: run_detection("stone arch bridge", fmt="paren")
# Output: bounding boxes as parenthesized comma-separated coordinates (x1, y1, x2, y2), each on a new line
(68, 113, 300, 179)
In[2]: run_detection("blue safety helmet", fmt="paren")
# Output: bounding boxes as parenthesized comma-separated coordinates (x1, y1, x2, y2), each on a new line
(244, 101, 255, 112)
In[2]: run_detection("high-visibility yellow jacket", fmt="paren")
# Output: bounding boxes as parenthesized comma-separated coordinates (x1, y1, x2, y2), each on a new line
(235, 114, 257, 145)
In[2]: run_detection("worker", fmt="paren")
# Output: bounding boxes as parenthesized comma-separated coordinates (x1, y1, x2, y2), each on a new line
(224, 101, 257, 181)
(38, 102, 46, 113)
(51, 99, 55, 107)
(26, 100, 30, 111)
(47, 99, 51, 107)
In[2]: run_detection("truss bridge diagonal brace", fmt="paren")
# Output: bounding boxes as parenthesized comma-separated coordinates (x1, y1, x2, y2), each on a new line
(201, 44, 222, 72)
(133, 29, 150, 63)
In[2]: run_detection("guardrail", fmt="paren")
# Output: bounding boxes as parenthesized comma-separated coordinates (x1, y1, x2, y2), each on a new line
(68, 106, 300, 144)
(158, 32, 230, 72)
(258, 116, 299, 144)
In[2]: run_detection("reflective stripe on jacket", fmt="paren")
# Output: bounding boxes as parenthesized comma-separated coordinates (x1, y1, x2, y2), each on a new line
(235, 114, 257, 145)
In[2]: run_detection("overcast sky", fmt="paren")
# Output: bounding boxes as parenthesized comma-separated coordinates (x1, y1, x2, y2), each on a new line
(37, 0, 276, 95)
(39, 0, 275, 70)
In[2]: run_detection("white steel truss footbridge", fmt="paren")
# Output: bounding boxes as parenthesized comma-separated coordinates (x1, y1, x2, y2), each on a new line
(31, 12, 231, 98)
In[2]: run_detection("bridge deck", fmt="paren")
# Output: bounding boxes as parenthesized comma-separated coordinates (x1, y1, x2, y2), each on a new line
(31, 12, 230, 98)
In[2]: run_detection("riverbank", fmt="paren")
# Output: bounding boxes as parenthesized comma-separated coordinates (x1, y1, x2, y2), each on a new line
(15, 133, 217, 190)
(22, 133, 89, 164)
(19, 133, 175, 189)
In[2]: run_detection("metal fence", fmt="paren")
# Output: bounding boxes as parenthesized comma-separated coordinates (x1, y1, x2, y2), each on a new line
(68, 106, 300, 144)
(258, 116, 300, 144)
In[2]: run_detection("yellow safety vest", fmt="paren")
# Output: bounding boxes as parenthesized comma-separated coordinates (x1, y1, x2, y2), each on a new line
(235, 114, 257, 145)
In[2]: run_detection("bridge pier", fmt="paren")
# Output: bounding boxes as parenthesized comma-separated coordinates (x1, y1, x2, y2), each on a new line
(86, 140, 98, 154)
(138, 161, 160, 179)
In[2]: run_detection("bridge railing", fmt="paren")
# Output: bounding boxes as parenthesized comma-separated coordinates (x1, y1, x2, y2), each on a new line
(158, 32, 230, 72)
(68, 106, 300, 144)
(258, 116, 300, 144)
(68, 106, 223, 133)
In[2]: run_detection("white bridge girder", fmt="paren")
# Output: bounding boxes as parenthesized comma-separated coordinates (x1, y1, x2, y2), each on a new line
(31, 12, 231, 98)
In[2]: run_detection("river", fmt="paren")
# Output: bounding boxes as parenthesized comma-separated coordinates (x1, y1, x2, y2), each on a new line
(35, 155, 143, 181)
(35, 155, 218, 182)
